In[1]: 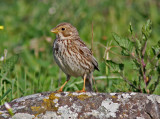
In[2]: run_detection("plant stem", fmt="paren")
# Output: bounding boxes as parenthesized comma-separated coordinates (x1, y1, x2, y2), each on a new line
(91, 22, 94, 54)
(120, 73, 140, 92)
(142, 41, 147, 56)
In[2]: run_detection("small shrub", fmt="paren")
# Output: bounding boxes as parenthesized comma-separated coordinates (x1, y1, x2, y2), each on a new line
(105, 20, 160, 94)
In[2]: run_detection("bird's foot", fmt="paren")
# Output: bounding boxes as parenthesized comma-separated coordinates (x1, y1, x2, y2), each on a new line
(57, 88, 63, 92)
(76, 89, 86, 93)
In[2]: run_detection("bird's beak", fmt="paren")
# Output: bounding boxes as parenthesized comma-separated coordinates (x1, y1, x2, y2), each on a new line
(51, 28, 59, 34)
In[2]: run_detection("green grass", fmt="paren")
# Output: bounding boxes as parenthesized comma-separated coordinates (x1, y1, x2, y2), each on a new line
(0, 0, 160, 105)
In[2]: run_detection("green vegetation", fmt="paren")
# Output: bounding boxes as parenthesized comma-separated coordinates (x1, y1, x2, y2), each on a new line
(106, 20, 159, 94)
(0, 0, 160, 105)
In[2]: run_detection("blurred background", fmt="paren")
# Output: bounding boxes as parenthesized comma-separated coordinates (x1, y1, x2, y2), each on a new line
(0, 0, 160, 104)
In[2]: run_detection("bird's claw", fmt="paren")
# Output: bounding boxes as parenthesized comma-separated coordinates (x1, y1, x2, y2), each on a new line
(76, 90, 86, 93)
(56, 88, 63, 92)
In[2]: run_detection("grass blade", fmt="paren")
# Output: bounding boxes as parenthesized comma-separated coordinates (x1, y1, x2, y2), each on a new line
(0, 89, 11, 102)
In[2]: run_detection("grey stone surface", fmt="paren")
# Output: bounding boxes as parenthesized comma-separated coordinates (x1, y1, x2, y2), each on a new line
(0, 92, 160, 119)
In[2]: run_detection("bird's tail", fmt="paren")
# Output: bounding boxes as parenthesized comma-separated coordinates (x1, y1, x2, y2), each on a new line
(85, 73, 93, 92)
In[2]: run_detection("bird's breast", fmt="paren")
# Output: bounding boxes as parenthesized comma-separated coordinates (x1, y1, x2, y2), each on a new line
(53, 39, 92, 77)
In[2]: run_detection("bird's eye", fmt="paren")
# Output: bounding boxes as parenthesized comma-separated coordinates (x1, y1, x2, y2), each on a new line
(61, 28, 65, 31)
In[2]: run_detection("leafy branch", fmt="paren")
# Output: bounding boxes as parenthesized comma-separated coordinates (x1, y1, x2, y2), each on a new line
(105, 20, 160, 94)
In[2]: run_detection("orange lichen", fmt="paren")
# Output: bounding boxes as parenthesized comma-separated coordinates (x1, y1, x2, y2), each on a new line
(68, 93, 74, 97)
(77, 94, 91, 101)
(31, 106, 41, 112)
(31, 93, 60, 117)
(68, 93, 91, 101)
(49, 93, 59, 100)
(111, 95, 117, 99)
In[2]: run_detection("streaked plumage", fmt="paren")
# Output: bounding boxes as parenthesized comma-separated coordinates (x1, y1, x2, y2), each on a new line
(51, 23, 99, 92)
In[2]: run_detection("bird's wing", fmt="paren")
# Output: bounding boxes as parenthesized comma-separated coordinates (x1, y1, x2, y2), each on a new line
(72, 39, 99, 71)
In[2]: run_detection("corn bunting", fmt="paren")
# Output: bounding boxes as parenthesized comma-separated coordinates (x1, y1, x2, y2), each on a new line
(51, 23, 99, 92)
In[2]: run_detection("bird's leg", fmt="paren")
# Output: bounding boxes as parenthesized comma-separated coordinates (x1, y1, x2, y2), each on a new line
(77, 74, 87, 93)
(58, 75, 70, 92)
(82, 74, 87, 92)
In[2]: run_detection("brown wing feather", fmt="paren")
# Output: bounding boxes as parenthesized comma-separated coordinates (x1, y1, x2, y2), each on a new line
(72, 39, 99, 71)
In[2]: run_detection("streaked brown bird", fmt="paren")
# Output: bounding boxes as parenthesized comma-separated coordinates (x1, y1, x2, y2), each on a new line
(51, 23, 99, 92)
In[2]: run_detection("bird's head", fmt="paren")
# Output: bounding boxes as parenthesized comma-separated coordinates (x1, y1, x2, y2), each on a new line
(51, 23, 79, 39)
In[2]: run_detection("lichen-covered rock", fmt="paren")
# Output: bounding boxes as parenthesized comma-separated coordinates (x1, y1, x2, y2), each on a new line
(0, 92, 160, 119)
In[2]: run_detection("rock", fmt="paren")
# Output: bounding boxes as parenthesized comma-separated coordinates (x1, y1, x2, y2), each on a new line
(0, 92, 160, 119)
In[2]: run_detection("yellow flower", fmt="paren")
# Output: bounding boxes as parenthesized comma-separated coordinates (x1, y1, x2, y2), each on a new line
(0, 26, 4, 30)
